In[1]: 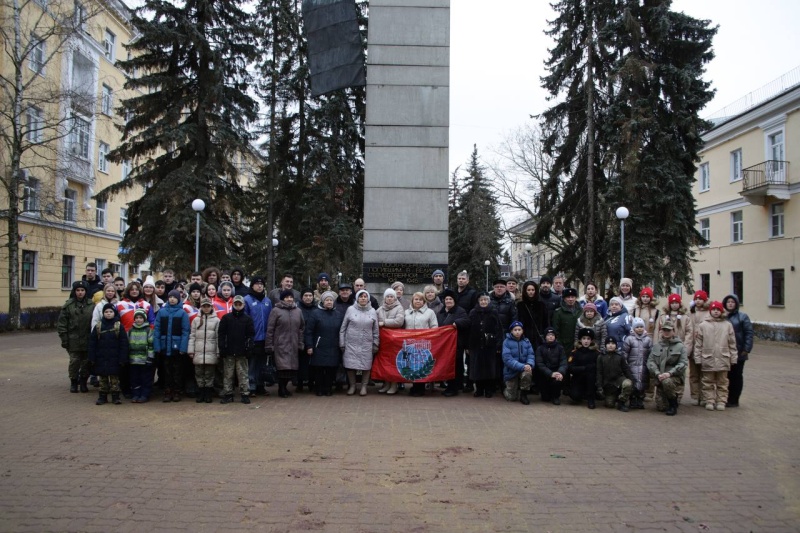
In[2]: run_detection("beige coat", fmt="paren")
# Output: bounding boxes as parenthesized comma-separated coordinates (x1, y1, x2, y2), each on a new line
(691, 301, 710, 331)
(377, 300, 405, 328)
(189, 312, 220, 365)
(404, 305, 438, 330)
(633, 297, 660, 338)
(657, 306, 694, 357)
(693, 316, 738, 371)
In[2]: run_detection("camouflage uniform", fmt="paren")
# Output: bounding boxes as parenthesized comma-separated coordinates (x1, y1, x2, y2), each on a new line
(647, 334, 688, 412)
(503, 370, 533, 401)
(596, 350, 634, 408)
(98, 375, 121, 393)
(223, 356, 249, 397)
(57, 283, 93, 384)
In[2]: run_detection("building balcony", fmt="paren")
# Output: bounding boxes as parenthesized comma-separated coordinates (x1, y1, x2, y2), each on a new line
(740, 160, 791, 205)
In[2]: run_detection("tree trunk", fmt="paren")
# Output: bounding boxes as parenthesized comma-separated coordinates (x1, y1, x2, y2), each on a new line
(266, 0, 279, 290)
(583, 30, 596, 283)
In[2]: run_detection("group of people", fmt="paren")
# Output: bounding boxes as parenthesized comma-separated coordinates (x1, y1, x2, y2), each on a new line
(56, 263, 754, 415)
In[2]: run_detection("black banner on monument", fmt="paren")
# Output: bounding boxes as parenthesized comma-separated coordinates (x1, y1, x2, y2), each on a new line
(363, 263, 449, 285)
(302, 0, 366, 97)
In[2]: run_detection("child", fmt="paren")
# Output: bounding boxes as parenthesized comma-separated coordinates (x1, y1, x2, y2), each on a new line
(535, 327, 567, 405)
(621, 318, 653, 409)
(633, 288, 660, 338)
(689, 290, 710, 404)
(154, 290, 190, 402)
(657, 294, 694, 360)
(574, 302, 607, 349)
(501, 321, 536, 405)
(218, 295, 255, 404)
(596, 337, 634, 412)
(88, 303, 129, 405)
(189, 298, 221, 404)
(693, 301, 738, 411)
(128, 309, 155, 403)
(647, 320, 688, 416)
(567, 328, 599, 409)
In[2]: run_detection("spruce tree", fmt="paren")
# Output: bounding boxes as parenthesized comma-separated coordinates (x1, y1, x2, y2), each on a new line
(96, 0, 259, 273)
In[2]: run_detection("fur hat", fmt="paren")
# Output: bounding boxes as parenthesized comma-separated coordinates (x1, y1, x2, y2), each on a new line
(577, 327, 595, 340)
(102, 302, 116, 313)
(562, 287, 578, 298)
(279, 289, 294, 301)
(442, 288, 457, 301)
(605, 336, 618, 347)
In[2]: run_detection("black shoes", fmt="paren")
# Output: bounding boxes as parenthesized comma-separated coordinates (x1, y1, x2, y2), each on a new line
(70, 379, 79, 393)
(617, 400, 629, 413)
(665, 398, 678, 416)
(112, 393, 122, 405)
(241, 395, 251, 404)
(96, 393, 108, 405)
(520, 393, 530, 405)
(587, 399, 596, 409)
(552, 398, 561, 405)
(220, 395, 234, 404)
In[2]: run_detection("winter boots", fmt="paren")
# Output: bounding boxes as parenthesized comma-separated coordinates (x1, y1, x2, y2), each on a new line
(240, 394, 251, 404)
(96, 393, 108, 405)
(278, 378, 292, 398)
(79, 375, 89, 393)
(162, 389, 172, 402)
(519, 391, 530, 405)
(112, 393, 122, 405)
(666, 398, 679, 416)
(220, 394, 234, 404)
(196, 388, 205, 403)
(617, 399, 629, 413)
(70, 379, 79, 393)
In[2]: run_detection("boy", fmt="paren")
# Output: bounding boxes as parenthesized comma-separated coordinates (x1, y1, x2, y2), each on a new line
(567, 328, 599, 409)
(154, 290, 190, 402)
(647, 320, 688, 416)
(693, 301, 737, 411)
(535, 327, 567, 405)
(128, 309, 155, 403)
(596, 337, 634, 412)
(88, 303, 129, 405)
(218, 295, 255, 404)
(621, 317, 653, 409)
(501, 321, 535, 405)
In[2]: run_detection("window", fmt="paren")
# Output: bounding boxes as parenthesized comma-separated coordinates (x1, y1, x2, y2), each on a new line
(699, 218, 710, 246)
(768, 131, 786, 182)
(21, 250, 37, 288)
(61, 255, 75, 289)
(95, 258, 106, 273)
(699, 163, 710, 192)
(700, 274, 710, 296)
(109, 262, 120, 275)
(130, 264, 140, 276)
(29, 35, 45, 75)
(95, 199, 106, 228)
(770, 203, 784, 238)
(98, 142, 109, 173)
(103, 30, 116, 62)
(730, 149, 742, 182)
(74, 2, 87, 30)
(770, 269, 784, 306)
(731, 272, 744, 304)
(64, 188, 77, 222)
(731, 211, 743, 243)
(23, 177, 39, 213)
(26, 106, 43, 143)
(70, 115, 90, 158)
(119, 208, 128, 235)
(121, 159, 131, 180)
(101, 85, 113, 115)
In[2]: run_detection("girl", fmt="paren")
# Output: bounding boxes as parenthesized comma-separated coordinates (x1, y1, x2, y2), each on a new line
(188, 298, 220, 404)
(574, 302, 607, 349)
(657, 294, 694, 362)
(142, 276, 163, 315)
(517, 281, 548, 350)
(689, 290, 710, 404)
(579, 282, 608, 318)
(633, 288, 660, 338)
(214, 281, 235, 319)
(621, 317, 652, 409)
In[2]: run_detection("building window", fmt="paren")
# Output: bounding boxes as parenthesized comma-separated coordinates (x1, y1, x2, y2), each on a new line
(95, 199, 106, 229)
(104, 30, 116, 62)
(61, 255, 75, 289)
(730, 149, 742, 182)
(731, 211, 743, 243)
(770, 203, 784, 238)
(21, 250, 37, 288)
(130, 264, 140, 276)
(64, 188, 77, 222)
(109, 262, 120, 275)
(70, 115, 90, 158)
(770, 269, 784, 306)
(700, 274, 710, 296)
(699, 163, 710, 192)
(101, 85, 113, 115)
(95, 258, 106, 273)
(26, 106, 43, 143)
(122, 159, 130, 180)
(699, 218, 710, 246)
(23, 177, 39, 213)
(120, 208, 128, 235)
(731, 271, 744, 304)
(74, 2, 87, 30)
(98, 142, 109, 173)
(29, 35, 45, 75)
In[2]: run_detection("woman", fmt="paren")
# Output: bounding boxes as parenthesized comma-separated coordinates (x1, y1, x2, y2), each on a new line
(467, 292, 502, 398)
(517, 281, 548, 350)
(392, 281, 410, 310)
(92, 283, 119, 332)
(297, 288, 317, 392)
(339, 290, 379, 396)
(423, 285, 443, 315)
(405, 292, 438, 397)
(377, 288, 405, 394)
(202, 267, 221, 288)
(436, 289, 469, 396)
(604, 297, 632, 344)
(579, 282, 608, 319)
(722, 294, 753, 408)
(266, 290, 305, 398)
(304, 291, 344, 396)
(117, 281, 153, 332)
(618, 278, 636, 315)
(142, 275, 163, 315)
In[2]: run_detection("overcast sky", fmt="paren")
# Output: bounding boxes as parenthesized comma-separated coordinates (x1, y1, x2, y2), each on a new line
(449, 0, 800, 179)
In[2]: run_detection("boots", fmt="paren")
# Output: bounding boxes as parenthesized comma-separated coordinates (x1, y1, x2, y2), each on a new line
(79, 375, 89, 393)
(386, 382, 398, 395)
(96, 393, 108, 405)
(70, 379, 79, 393)
(220, 394, 234, 404)
(346, 370, 357, 395)
(278, 378, 291, 398)
(241, 394, 251, 404)
(360, 371, 370, 396)
(519, 392, 530, 405)
(112, 392, 122, 405)
(196, 388, 205, 403)
(617, 399, 629, 412)
(172, 391, 182, 402)
(377, 382, 390, 393)
(205, 387, 213, 403)
(666, 398, 679, 416)
(587, 398, 596, 409)
(162, 389, 172, 402)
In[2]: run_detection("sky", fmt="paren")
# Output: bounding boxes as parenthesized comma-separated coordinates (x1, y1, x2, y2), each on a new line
(449, 0, 800, 195)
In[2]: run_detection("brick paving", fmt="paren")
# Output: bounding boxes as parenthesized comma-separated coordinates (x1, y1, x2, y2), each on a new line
(0, 331, 799, 532)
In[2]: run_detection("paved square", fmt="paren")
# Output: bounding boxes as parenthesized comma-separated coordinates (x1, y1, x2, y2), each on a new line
(1, 332, 798, 532)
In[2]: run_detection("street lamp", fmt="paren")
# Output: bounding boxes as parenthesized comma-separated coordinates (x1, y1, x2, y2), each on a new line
(191, 199, 205, 272)
(525, 243, 532, 280)
(616, 206, 629, 279)
(337, 272, 342, 288)
(271, 238, 279, 290)
(484, 259, 490, 292)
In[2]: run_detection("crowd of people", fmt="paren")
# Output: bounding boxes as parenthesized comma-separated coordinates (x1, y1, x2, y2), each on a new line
(56, 263, 754, 414)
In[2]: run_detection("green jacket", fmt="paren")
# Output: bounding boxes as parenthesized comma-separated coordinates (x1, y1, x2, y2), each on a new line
(552, 302, 581, 352)
(128, 324, 155, 365)
(57, 297, 93, 352)
(646, 337, 687, 379)
(596, 351, 634, 390)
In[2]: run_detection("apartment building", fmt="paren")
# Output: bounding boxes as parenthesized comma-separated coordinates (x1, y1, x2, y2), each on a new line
(507, 217, 558, 282)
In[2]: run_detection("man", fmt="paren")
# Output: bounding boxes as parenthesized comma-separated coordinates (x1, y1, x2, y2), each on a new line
(552, 287, 581, 353)
(354, 278, 379, 310)
(244, 276, 272, 396)
(539, 275, 561, 324)
(269, 274, 301, 305)
(313, 273, 331, 301)
(506, 277, 521, 303)
(647, 320, 688, 416)
(189, 271, 204, 286)
(161, 269, 177, 293)
(230, 267, 249, 297)
(101, 268, 114, 285)
(57, 280, 93, 393)
(553, 275, 565, 297)
(432, 269, 446, 295)
(82, 263, 104, 299)
(489, 278, 517, 332)
(113, 277, 126, 299)
(334, 283, 355, 318)
(455, 271, 478, 315)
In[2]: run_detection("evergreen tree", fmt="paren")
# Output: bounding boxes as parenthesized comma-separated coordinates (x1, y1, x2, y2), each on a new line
(96, 0, 259, 274)
(449, 146, 503, 292)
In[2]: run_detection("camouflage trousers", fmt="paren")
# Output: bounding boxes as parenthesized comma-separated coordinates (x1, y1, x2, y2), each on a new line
(654, 375, 684, 412)
(603, 379, 633, 408)
(689, 360, 703, 401)
(223, 356, 249, 397)
(194, 364, 216, 388)
(503, 370, 533, 401)
(98, 375, 120, 393)
(68, 351, 89, 380)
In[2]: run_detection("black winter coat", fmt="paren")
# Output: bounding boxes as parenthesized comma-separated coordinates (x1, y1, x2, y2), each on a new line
(455, 286, 478, 315)
(517, 295, 548, 348)
(436, 305, 470, 350)
(489, 292, 518, 332)
(536, 341, 567, 377)
(304, 306, 344, 367)
(568, 346, 599, 378)
(218, 309, 255, 357)
(539, 290, 562, 323)
(467, 306, 502, 381)
(722, 295, 754, 360)
(88, 319, 129, 376)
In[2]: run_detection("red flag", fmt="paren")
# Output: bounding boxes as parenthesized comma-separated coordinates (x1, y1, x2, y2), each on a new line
(372, 326, 457, 383)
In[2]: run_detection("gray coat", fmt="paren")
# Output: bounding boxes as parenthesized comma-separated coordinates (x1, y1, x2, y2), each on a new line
(621, 331, 652, 392)
(340, 304, 379, 370)
(377, 301, 405, 328)
(266, 301, 305, 371)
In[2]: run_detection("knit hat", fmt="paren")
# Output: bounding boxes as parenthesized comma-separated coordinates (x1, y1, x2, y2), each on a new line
(188, 283, 203, 294)
(544, 327, 556, 337)
(667, 293, 682, 305)
(318, 272, 330, 282)
(320, 290, 337, 303)
(577, 327, 595, 340)
(632, 317, 646, 329)
(250, 276, 265, 286)
(142, 275, 155, 289)
(509, 320, 524, 332)
(639, 287, 654, 299)
(102, 302, 116, 313)
(583, 302, 597, 312)
(167, 290, 181, 301)
(279, 289, 294, 301)
(301, 287, 315, 297)
(609, 296, 624, 308)
(391, 281, 405, 291)
(619, 277, 633, 288)
(200, 298, 213, 307)
(694, 290, 709, 301)
(233, 295, 245, 304)
(562, 287, 578, 298)
(432, 269, 445, 278)
(709, 301, 724, 313)
(355, 289, 370, 304)
(540, 275, 553, 285)
(133, 308, 147, 320)
(383, 288, 397, 299)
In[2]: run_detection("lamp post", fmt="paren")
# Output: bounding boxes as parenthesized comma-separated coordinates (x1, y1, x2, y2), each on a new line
(337, 272, 342, 289)
(615, 206, 629, 279)
(524, 243, 532, 280)
(271, 238, 279, 290)
(484, 259, 490, 292)
(191, 199, 205, 272)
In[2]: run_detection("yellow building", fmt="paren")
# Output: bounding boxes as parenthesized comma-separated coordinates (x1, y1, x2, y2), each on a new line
(508, 217, 558, 282)
(0, 0, 145, 313)
(691, 70, 799, 340)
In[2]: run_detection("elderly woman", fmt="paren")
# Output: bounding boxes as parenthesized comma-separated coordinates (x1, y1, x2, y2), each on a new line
(305, 291, 343, 396)
(467, 292, 503, 398)
(423, 285, 443, 315)
(266, 289, 305, 398)
(340, 289, 380, 396)
(405, 291, 438, 397)
(377, 288, 405, 394)
(296, 288, 317, 392)
(437, 289, 470, 396)
(392, 281, 410, 310)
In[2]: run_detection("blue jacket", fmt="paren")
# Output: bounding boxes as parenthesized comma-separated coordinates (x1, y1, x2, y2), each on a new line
(244, 291, 272, 342)
(154, 302, 189, 356)
(604, 308, 632, 344)
(501, 333, 535, 381)
(88, 318, 129, 376)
